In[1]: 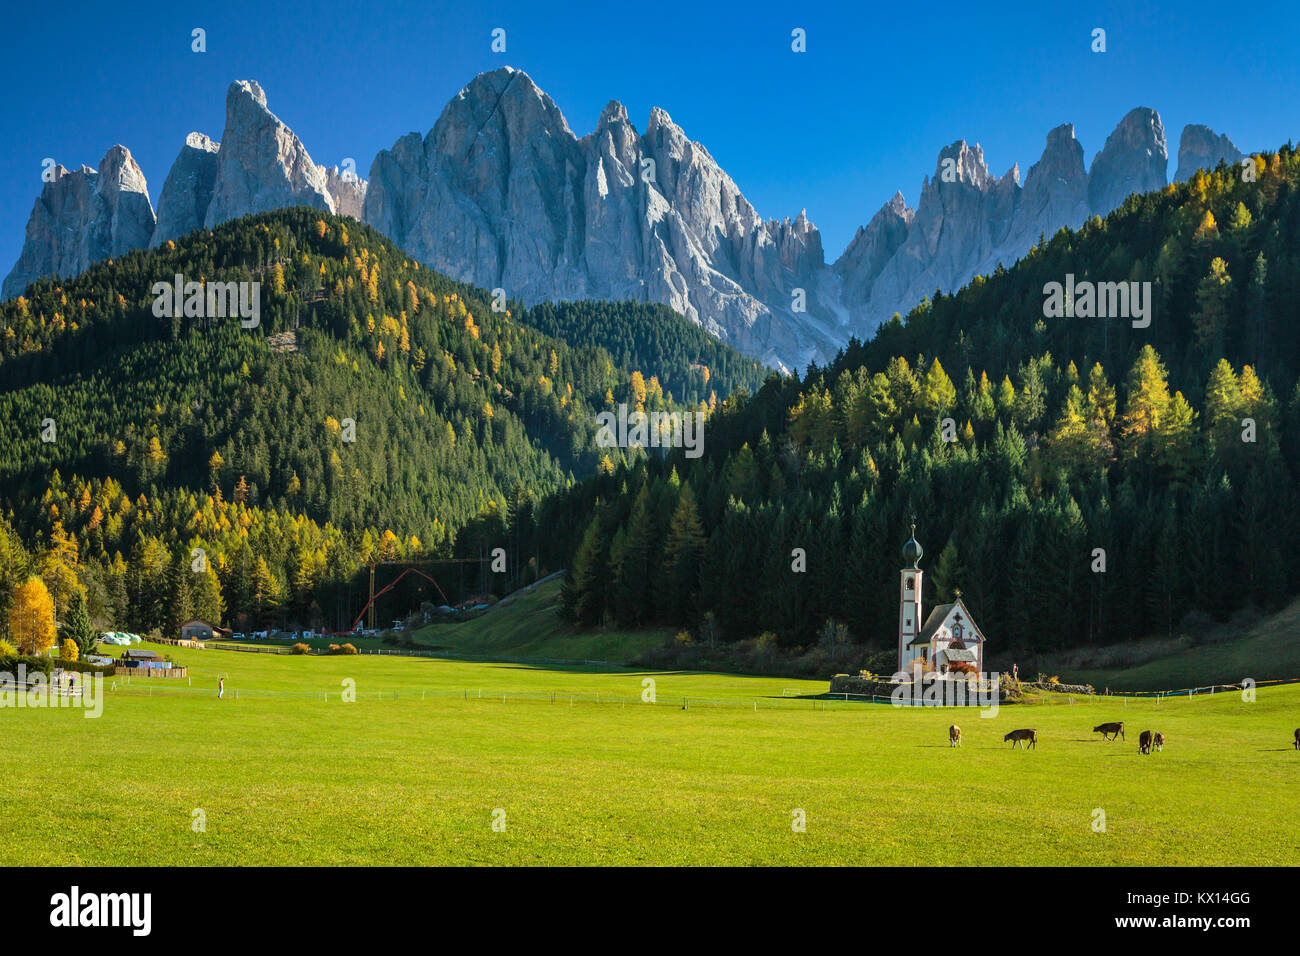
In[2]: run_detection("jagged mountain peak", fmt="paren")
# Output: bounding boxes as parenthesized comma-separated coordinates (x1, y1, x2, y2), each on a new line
(2, 145, 156, 299)
(1, 74, 1253, 373)
(1088, 107, 1168, 215)
(597, 100, 630, 127)
(1175, 124, 1243, 182)
(931, 140, 991, 190)
(204, 77, 334, 229)
(229, 79, 267, 109)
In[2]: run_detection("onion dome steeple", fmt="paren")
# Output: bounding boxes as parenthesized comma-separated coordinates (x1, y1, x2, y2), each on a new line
(902, 522, 923, 570)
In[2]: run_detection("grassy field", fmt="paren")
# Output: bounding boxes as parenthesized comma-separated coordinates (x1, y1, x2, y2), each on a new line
(225, 577, 671, 662)
(1057, 599, 1300, 692)
(3, 638, 1298, 866)
(406, 576, 671, 661)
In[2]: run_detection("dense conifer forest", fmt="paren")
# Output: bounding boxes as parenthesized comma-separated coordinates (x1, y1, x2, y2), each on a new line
(0, 210, 750, 635)
(544, 147, 1300, 660)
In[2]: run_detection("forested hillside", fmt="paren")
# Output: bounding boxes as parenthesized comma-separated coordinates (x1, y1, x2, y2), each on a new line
(542, 146, 1300, 660)
(0, 210, 741, 636)
(519, 300, 768, 408)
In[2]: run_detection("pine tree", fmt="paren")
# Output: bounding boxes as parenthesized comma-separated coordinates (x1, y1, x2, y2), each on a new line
(60, 590, 98, 657)
(1120, 346, 1172, 459)
(1193, 257, 1233, 351)
(659, 483, 707, 626)
(931, 540, 962, 603)
(561, 512, 608, 626)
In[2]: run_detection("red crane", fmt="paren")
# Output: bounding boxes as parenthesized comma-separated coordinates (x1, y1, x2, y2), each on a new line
(334, 565, 450, 636)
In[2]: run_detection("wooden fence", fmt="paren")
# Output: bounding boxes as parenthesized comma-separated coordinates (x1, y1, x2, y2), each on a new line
(113, 665, 189, 679)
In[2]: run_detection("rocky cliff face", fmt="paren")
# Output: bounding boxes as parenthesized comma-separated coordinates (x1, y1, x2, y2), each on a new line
(363, 68, 838, 369)
(204, 81, 335, 227)
(1174, 124, 1243, 182)
(1004, 123, 1090, 250)
(150, 132, 220, 247)
(833, 110, 1170, 341)
(841, 142, 1018, 327)
(152, 85, 368, 244)
(3, 146, 155, 299)
(322, 165, 367, 219)
(1087, 107, 1168, 216)
(832, 192, 913, 314)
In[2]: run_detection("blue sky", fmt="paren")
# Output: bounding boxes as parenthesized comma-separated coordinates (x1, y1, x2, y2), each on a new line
(2, 0, 1296, 275)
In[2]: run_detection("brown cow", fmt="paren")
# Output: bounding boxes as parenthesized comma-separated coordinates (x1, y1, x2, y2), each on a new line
(949, 724, 962, 747)
(1138, 730, 1153, 754)
(1004, 729, 1037, 750)
(1093, 721, 1125, 741)
(1153, 731, 1165, 752)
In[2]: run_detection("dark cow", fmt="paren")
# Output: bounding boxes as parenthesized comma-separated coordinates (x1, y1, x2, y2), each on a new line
(1294, 728, 1300, 751)
(1004, 729, 1037, 750)
(1138, 730, 1154, 755)
(1093, 721, 1125, 741)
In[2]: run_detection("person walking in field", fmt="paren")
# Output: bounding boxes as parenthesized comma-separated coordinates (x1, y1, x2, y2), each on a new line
(218, 676, 224, 699)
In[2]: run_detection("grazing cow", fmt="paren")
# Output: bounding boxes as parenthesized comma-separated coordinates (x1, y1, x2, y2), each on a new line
(1294, 728, 1299, 750)
(1153, 731, 1165, 752)
(949, 724, 962, 747)
(1093, 721, 1125, 741)
(1138, 730, 1153, 754)
(1004, 729, 1037, 750)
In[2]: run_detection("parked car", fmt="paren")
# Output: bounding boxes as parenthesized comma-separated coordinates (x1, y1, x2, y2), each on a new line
(231, 632, 246, 641)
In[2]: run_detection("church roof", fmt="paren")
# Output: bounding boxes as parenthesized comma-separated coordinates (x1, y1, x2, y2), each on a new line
(907, 597, 986, 647)
(940, 647, 977, 663)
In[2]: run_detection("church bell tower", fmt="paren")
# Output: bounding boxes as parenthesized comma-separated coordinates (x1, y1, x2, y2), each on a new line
(898, 523, 924, 675)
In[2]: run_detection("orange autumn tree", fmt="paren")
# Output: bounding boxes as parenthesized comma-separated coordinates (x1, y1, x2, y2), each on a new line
(10, 576, 56, 655)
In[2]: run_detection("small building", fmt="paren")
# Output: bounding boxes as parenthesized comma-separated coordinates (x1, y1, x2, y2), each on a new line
(120, 649, 161, 663)
(897, 525, 987, 677)
(179, 619, 229, 642)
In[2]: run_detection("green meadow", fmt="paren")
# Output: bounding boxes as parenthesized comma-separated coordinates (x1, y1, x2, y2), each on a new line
(2, 638, 1298, 866)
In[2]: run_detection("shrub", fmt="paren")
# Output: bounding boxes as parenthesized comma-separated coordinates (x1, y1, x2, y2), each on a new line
(673, 630, 693, 646)
(755, 632, 780, 655)
(291, 642, 311, 655)
(339, 642, 358, 655)
(0, 639, 16, 657)
(60, 639, 79, 662)
(0, 654, 53, 677)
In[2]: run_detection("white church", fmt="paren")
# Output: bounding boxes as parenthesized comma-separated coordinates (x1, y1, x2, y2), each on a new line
(896, 525, 986, 677)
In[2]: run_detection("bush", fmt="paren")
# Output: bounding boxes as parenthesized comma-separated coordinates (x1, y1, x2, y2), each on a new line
(0, 639, 16, 657)
(61, 638, 79, 662)
(291, 642, 311, 655)
(0, 654, 53, 677)
(328, 642, 358, 655)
